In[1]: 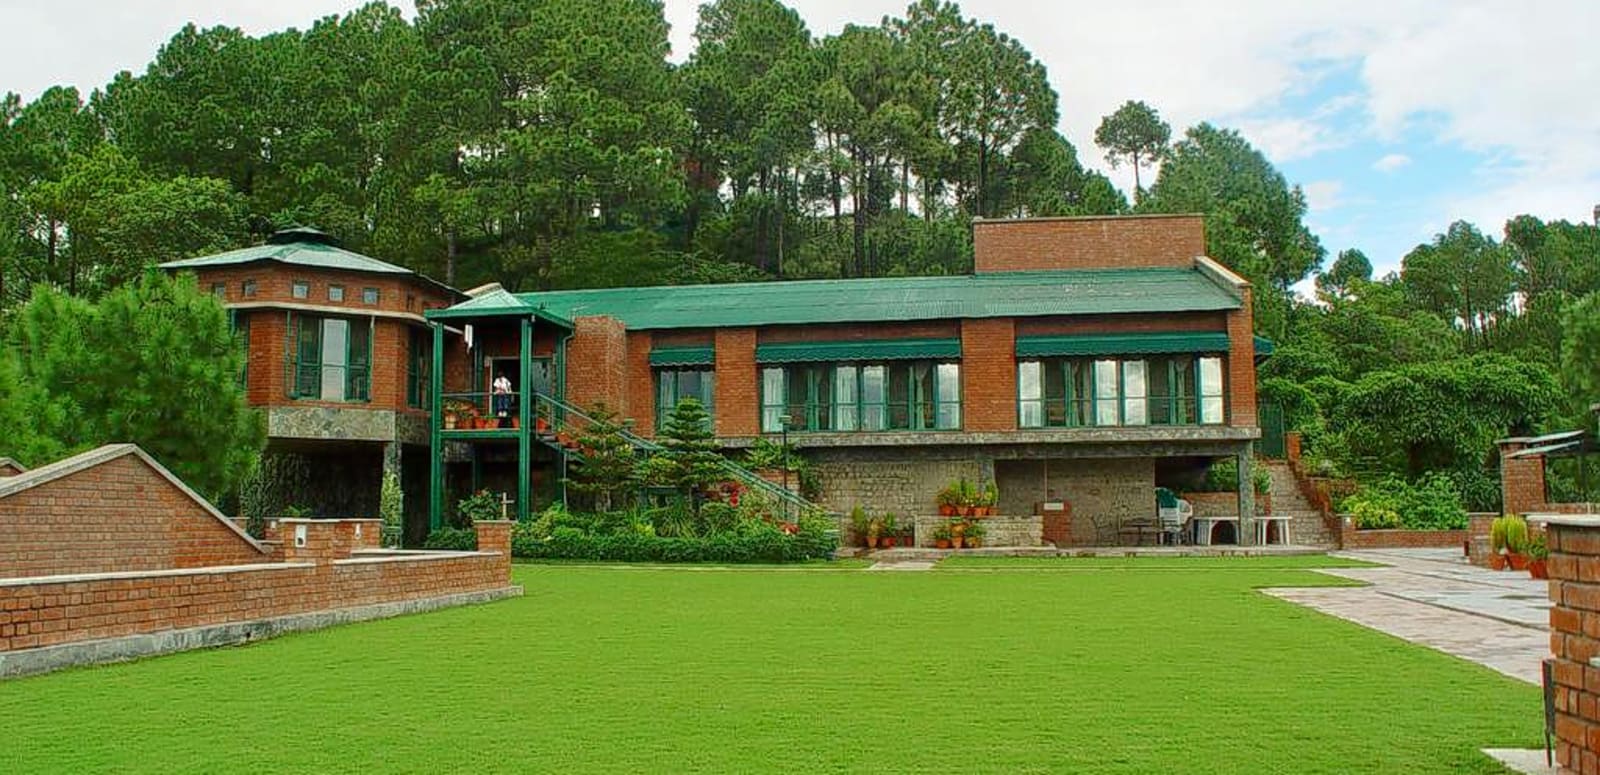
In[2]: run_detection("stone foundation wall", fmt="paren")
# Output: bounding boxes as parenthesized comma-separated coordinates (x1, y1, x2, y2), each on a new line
(994, 458, 1154, 546)
(907, 514, 1041, 547)
(808, 448, 984, 518)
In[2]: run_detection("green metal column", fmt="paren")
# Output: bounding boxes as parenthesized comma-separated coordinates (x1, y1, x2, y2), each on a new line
(428, 321, 445, 531)
(518, 316, 533, 521)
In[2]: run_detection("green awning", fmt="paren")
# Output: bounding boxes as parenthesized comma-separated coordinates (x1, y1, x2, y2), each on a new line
(1253, 335, 1275, 356)
(649, 346, 715, 367)
(755, 338, 961, 364)
(1015, 332, 1232, 358)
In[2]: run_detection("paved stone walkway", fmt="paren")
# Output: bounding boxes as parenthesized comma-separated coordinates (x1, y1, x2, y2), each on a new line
(1263, 548, 1551, 685)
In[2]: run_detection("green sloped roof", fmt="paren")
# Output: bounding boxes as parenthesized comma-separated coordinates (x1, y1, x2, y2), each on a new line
(756, 338, 962, 363)
(1015, 332, 1232, 357)
(161, 228, 463, 300)
(432, 267, 1241, 329)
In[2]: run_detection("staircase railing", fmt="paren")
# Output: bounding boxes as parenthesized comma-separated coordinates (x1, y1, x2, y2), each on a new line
(532, 392, 832, 519)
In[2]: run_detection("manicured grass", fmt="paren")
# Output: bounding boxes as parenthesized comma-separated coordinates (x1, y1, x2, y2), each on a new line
(0, 558, 1538, 773)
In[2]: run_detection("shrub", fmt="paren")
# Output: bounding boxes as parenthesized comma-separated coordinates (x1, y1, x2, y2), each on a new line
(454, 490, 502, 527)
(1202, 459, 1271, 494)
(423, 526, 477, 551)
(1342, 475, 1468, 530)
(513, 513, 837, 564)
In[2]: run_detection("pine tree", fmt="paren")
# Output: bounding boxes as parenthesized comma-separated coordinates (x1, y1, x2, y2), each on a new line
(654, 398, 726, 514)
(565, 402, 639, 512)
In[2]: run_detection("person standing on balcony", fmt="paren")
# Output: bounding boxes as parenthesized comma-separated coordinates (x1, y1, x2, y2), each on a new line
(492, 372, 513, 425)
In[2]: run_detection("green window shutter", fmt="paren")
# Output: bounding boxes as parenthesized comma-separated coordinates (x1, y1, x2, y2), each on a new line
(347, 319, 372, 402)
(294, 315, 322, 399)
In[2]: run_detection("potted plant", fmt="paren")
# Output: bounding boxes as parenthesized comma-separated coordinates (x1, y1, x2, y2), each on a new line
(958, 478, 979, 517)
(443, 399, 473, 430)
(937, 482, 960, 517)
(1505, 516, 1531, 571)
(881, 513, 899, 549)
(964, 519, 987, 548)
(933, 522, 952, 549)
(1527, 533, 1550, 580)
(867, 516, 884, 549)
(980, 481, 999, 517)
(1488, 516, 1510, 570)
(849, 506, 872, 549)
(951, 518, 967, 549)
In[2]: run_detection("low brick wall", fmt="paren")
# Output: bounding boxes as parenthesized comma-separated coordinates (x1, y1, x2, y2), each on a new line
(1337, 519, 1468, 550)
(1466, 514, 1497, 567)
(0, 520, 517, 677)
(1540, 516, 1600, 774)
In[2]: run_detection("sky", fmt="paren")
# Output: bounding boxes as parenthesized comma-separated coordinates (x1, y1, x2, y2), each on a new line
(3, 0, 1597, 288)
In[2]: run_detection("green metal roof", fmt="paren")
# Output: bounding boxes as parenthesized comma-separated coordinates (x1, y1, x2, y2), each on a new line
(161, 228, 462, 299)
(756, 338, 962, 364)
(1015, 332, 1232, 358)
(650, 346, 715, 367)
(427, 267, 1242, 329)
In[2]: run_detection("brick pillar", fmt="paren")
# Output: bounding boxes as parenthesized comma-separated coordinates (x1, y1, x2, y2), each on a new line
(1544, 518, 1600, 774)
(1226, 286, 1257, 428)
(1500, 439, 1549, 515)
(350, 518, 384, 550)
(714, 328, 759, 437)
(566, 316, 628, 414)
(960, 318, 1016, 432)
(474, 520, 513, 555)
(1285, 431, 1303, 468)
(624, 331, 654, 437)
(279, 519, 356, 565)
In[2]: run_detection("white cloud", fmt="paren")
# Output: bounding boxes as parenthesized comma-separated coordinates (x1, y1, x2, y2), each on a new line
(1372, 153, 1411, 172)
(1302, 181, 1344, 212)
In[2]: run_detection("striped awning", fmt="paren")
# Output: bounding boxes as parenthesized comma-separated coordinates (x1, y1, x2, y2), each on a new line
(1015, 332, 1232, 358)
(755, 338, 962, 364)
(649, 346, 715, 367)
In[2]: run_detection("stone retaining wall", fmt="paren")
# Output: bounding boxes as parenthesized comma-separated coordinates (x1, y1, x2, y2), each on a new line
(1337, 521, 1469, 550)
(907, 515, 1042, 547)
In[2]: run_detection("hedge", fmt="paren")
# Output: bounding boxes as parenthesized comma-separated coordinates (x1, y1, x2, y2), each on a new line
(511, 523, 837, 564)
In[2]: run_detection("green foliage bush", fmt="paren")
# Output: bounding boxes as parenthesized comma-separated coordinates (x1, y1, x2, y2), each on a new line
(1343, 474, 1468, 530)
(1201, 459, 1272, 494)
(511, 514, 837, 564)
(422, 526, 477, 551)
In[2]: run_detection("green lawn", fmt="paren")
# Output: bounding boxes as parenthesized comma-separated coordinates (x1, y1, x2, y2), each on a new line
(0, 557, 1539, 773)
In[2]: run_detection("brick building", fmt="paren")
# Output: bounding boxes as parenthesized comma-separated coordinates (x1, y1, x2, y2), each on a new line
(421, 214, 1267, 544)
(160, 228, 464, 537)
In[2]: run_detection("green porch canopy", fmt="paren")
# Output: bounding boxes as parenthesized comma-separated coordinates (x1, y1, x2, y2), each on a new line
(1014, 332, 1232, 358)
(649, 346, 715, 367)
(755, 338, 961, 364)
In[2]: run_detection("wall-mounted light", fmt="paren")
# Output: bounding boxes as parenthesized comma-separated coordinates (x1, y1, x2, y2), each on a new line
(294, 524, 308, 548)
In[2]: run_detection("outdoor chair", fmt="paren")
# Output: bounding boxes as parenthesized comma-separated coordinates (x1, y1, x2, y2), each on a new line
(1090, 514, 1121, 546)
(1156, 487, 1193, 545)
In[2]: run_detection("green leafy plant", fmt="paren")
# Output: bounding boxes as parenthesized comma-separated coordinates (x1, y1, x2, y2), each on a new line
(1527, 533, 1549, 561)
(957, 477, 979, 508)
(281, 504, 312, 519)
(422, 526, 477, 551)
(455, 490, 502, 527)
(982, 481, 999, 508)
(564, 402, 639, 512)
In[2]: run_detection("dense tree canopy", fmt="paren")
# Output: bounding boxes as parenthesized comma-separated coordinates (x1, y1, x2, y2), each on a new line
(0, 0, 1595, 508)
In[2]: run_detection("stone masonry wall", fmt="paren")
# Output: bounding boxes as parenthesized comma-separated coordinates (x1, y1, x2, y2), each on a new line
(973, 215, 1206, 273)
(994, 458, 1155, 546)
(0, 455, 266, 579)
(808, 448, 984, 518)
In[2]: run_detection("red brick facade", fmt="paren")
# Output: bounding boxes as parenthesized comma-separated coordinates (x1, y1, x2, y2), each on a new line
(1338, 525, 1468, 550)
(1501, 439, 1553, 515)
(973, 214, 1206, 273)
(0, 520, 512, 656)
(565, 316, 628, 415)
(625, 331, 655, 436)
(960, 318, 1017, 432)
(0, 450, 266, 579)
(0, 459, 23, 477)
(1226, 285, 1257, 427)
(714, 328, 760, 437)
(1541, 519, 1600, 774)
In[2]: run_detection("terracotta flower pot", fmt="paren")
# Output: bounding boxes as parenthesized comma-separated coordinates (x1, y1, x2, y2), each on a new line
(1529, 559, 1549, 580)
(883, 536, 897, 549)
(935, 539, 951, 549)
(511, 417, 520, 429)
(952, 535, 965, 549)
(939, 504, 956, 517)
(966, 537, 981, 549)
(1489, 553, 1508, 571)
(444, 416, 458, 430)
(1508, 553, 1530, 571)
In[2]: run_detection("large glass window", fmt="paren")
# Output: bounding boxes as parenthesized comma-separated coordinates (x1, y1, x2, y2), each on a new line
(291, 314, 370, 402)
(761, 361, 960, 432)
(1199, 357, 1225, 424)
(1020, 355, 1226, 428)
(657, 368, 716, 428)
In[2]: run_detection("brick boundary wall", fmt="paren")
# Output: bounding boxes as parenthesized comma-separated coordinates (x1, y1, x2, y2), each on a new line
(1337, 521, 1469, 550)
(1539, 516, 1600, 774)
(0, 520, 517, 678)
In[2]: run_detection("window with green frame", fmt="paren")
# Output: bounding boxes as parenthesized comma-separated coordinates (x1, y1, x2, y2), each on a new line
(406, 326, 431, 409)
(656, 368, 715, 428)
(229, 310, 249, 390)
(290, 314, 371, 402)
(1018, 355, 1224, 427)
(761, 361, 960, 433)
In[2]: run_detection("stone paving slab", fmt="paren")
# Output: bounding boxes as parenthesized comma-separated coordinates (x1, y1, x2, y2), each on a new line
(1263, 549, 1551, 685)
(1483, 747, 1557, 774)
(866, 561, 936, 571)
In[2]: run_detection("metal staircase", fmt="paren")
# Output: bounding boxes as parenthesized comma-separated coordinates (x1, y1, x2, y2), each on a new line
(531, 392, 829, 518)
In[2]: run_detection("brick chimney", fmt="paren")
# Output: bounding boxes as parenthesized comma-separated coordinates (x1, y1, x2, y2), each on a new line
(972, 214, 1207, 273)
